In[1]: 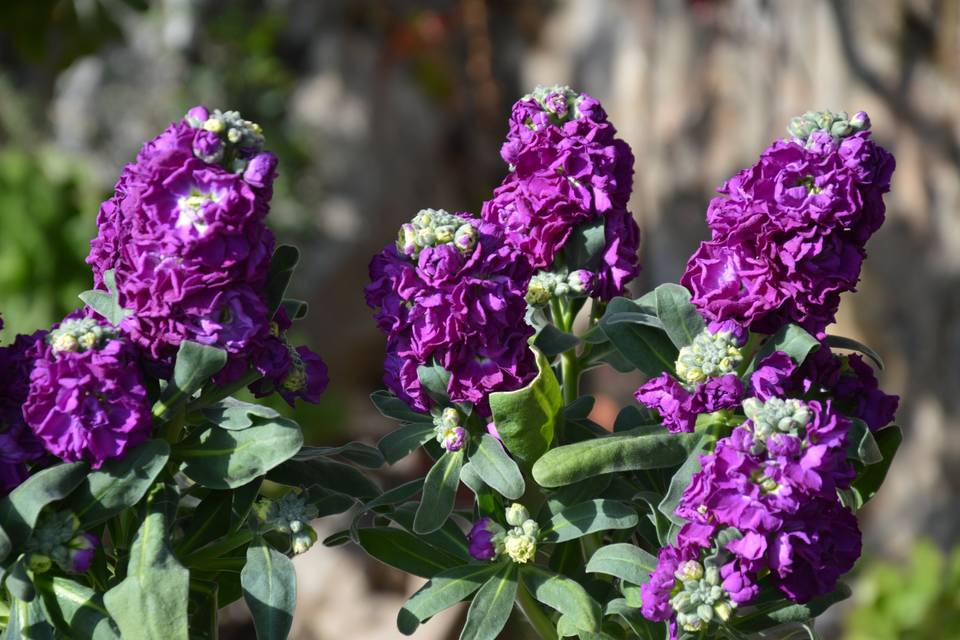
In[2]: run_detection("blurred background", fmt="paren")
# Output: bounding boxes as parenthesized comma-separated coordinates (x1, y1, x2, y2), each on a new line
(1, 0, 959, 637)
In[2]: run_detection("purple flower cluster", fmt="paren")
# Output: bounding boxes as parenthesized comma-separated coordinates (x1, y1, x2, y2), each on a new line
(642, 393, 862, 628)
(751, 346, 898, 432)
(635, 373, 743, 433)
(0, 331, 48, 495)
(481, 86, 640, 299)
(366, 210, 535, 415)
(22, 315, 152, 468)
(86, 107, 321, 399)
(681, 111, 895, 336)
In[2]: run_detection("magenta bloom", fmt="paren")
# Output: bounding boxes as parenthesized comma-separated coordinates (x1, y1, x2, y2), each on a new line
(86, 108, 277, 381)
(366, 212, 535, 415)
(0, 330, 49, 494)
(482, 87, 640, 299)
(682, 116, 894, 336)
(23, 327, 151, 468)
(467, 517, 500, 561)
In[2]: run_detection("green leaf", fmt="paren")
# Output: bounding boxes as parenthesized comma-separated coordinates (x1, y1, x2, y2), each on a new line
(385, 503, 471, 561)
(846, 419, 882, 465)
(241, 538, 297, 640)
(5, 596, 56, 640)
(417, 363, 452, 404)
(824, 335, 884, 370)
(378, 423, 436, 464)
(6, 559, 35, 602)
(460, 563, 518, 640)
(532, 432, 701, 488)
(542, 476, 613, 520)
(65, 440, 170, 528)
(370, 390, 433, 424)
(292, 443, 384, 469)
(520, 565, 601, 632)
(541, 500, 638, 543)
(851, 425, 902, 505)
(356, 527, 463, 578)
(489, 349, 562, 471)
(0, 462, 87, 559)
(604, 599, 662, 639)
(79, 270, 131, 327)
(414, 450, 464, 534)
(201, 397, 281, 430)
(563, 218, 607, 270)
(654, 284, 705, 349)
(735, 583, 851, 632)
(361, 479, 425, 512)
(281, 298, 309, 320)
(533, 324, 581, 358)
(397, 563, 500, 635)
(459, 462, 488, 495)
(35, 574, 121, 640)
(265, 245, 300, 315)
(598, 297, 678, 377)
(658, 435, 708, 526)
(176, 479, 261, 556)
(268, 456, 380, 500)
(156, 341, 227, 417)
(175, 417, 303, 489)
(103, 482, 189, 640)
(470, 435, 525, 500)
(748, 324, 820, 373)
(585, 543, 657, 585)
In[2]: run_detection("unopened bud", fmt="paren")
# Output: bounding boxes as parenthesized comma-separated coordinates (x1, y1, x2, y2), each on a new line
(505, 503, 530, 527)
(291, 527, 318, 555)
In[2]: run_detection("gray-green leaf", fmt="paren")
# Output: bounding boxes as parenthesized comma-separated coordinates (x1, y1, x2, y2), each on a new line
(520, 565, 601, 632)
(541, 500, 638, 543)
(241, 539, 297, 640)
(585, 543, 657, 586)
(397, 563, 500, 635)
(469, 435, 525, 500)
(459, 563, 518, 640)
(414, 450, 464, 534)
(654, 284, 705, 349)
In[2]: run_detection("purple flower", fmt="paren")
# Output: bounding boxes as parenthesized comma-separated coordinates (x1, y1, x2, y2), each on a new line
(86, 107, 279, 383)
(634, 373, 743, 433)
(641, 545, 695, 622)
(682, 114, 894, 336)
(23, 318, 151, 468)
(467, 517, 501, 561)
(482, 88, 639, 299)
(68, 532, 99, 573)
(768, 499, 861, 603)
(366, 212, 535, 415)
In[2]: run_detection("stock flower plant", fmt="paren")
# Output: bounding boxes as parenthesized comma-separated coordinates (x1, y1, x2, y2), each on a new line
(358, 96, 901, 640)
(0, 92, 901, 640)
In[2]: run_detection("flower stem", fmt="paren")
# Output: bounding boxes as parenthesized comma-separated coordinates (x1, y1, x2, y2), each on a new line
(188, 369, 262, 411)
(516, 582, 558, 640)
(182, 529, 255, 567)
(561, 350, 580, 406)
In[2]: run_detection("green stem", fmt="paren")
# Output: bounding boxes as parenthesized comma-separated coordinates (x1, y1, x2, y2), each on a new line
(560, 351, 580, 406)
(159, 406, 186, 445)
(516, 582, 558, 640)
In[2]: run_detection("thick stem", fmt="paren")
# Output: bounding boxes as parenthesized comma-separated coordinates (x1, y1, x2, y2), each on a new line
(516, 582, 559, 640)
(188, 369, 262, 411)
(182, 529, 254, 567)
(561, 351, 580, 406)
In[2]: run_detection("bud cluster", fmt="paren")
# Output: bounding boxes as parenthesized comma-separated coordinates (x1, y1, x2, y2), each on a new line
(396, 209, 478, 261)
(502, 503, 539, 564)
(185, 107, 266, 173)
(675, 327, 743, 386)
(742, 396, 812, 454)
(524, 84, 585, 125)
(525, 269, 594, 305)
(670, 560, 736, 633)
(787, 109, 871, 146)
(259, 491, 319, 555)
(25, 511, 99, 574)
(432, 407, 467, 452)
(48, 317, 117, 355)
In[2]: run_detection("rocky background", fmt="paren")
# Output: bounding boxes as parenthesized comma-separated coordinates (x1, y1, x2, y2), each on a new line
(2, 0, 958, 637)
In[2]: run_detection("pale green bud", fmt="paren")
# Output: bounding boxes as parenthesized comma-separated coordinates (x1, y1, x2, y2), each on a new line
(291, 527, 318, 555)
(504, 533, 537, 564)
(505, 503, 530, 527)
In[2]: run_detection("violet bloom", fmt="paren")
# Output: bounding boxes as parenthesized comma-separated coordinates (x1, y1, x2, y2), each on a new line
(467, 517, 502, 561)
(23, 318, 151, 468)
(86, 107, 281, 383)
(366, 211, 535, 415)
(682, 111, 895, 336)
(0, 331, 48, 494)
(634, 373, 743, 434)
(482, 87, 640, 300)
(68, 532, 100, 573)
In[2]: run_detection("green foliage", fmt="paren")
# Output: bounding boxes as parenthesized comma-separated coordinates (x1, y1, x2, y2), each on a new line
(844, 541, 960, 640)
(241, 539, 297, 640)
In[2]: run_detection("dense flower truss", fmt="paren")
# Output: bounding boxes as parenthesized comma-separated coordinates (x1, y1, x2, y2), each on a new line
(681, 110, 895, 336)
(86, 107, 286, 385)
(482, 85, 641, 300)
(0, 330, 48, 495)
(22, 314, 152, 468)
(366, 209, 535, 414)
(642, 390, 862, 633)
